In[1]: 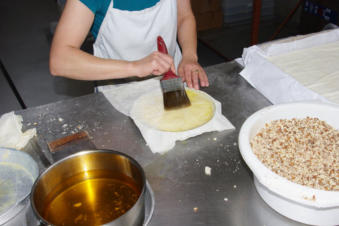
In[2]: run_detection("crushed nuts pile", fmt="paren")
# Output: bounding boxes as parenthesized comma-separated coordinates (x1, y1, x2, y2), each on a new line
(251, 117, 339, 191)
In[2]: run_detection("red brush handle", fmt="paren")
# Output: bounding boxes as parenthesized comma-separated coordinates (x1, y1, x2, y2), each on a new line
(157, 36, 168, 54)
(157, 36, 178, 80)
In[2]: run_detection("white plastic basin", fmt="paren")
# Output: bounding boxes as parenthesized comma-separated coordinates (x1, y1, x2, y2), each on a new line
(238, 102, 339, 226)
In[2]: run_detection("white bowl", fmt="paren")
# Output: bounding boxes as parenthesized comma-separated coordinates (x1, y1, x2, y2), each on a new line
(238, 102, 339, 226)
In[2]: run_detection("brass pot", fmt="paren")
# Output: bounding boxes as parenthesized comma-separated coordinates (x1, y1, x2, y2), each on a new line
(31, 150, 146, 226)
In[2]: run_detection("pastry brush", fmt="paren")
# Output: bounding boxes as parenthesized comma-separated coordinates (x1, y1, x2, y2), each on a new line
(157, 36, 191, 110)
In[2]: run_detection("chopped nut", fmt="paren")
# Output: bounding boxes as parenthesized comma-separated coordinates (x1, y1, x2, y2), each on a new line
(251, 117, 339, 191)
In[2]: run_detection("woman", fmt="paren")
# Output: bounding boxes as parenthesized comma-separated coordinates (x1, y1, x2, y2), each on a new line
(49, 0, 208, 90)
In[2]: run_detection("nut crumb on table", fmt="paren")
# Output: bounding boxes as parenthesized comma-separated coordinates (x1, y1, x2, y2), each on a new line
(251, 117, 339, 191)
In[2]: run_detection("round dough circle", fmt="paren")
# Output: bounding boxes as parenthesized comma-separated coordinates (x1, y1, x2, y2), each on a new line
(131, 89, 215, 132)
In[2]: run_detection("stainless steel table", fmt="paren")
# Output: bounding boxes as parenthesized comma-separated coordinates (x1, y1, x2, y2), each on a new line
(19, 61, 306, 226)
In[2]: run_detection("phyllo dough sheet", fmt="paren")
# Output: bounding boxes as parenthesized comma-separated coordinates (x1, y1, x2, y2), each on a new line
(240, 28, 339, 105)
(268, 41, 339, 104)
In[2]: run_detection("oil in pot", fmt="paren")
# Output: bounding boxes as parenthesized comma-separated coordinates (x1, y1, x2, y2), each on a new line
(42, 170, 141, 225)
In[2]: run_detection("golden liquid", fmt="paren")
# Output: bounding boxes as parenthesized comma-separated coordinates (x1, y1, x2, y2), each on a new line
(42, 170, 140, 226)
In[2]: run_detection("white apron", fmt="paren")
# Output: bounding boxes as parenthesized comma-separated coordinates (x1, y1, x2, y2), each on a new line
(93, 0, 182, 73)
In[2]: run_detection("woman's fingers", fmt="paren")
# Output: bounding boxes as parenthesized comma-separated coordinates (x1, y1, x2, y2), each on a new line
(135, 51, 175, 77)
(198, 69, 209, 87)
(184, 68, 193, 88)
(178, 67, 185, 82)
(179, 63, 209, 89)
(151, 52, 175, 75)
(192, 69, 200, 89)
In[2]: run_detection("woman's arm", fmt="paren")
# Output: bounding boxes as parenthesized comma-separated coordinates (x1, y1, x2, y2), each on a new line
(50, 0, 175, 80)
(176, 0, 209, 89)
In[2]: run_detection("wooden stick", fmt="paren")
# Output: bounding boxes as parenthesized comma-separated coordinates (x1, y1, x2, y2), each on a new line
(48, 131, 89, 152)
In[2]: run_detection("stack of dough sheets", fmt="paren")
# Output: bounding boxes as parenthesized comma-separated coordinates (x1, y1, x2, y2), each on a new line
(267, 41, 339, 104)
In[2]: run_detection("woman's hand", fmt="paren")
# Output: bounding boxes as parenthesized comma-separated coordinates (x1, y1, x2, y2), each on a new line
(178, 57, 209, 90)
(133, 51, 176, 78)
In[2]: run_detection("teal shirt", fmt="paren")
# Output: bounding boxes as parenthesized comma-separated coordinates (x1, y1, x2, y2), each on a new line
(80, 0, 160, 39)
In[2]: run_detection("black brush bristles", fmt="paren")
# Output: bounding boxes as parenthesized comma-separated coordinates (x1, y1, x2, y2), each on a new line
(160, 78, 191, 110)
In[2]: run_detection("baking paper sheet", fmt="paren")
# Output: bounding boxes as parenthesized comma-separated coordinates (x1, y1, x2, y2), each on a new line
(98, 78, 235, 153)
(240, 28, 339, 105)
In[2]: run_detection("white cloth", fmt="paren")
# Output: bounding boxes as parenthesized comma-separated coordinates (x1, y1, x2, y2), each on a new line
(240, 29, 339, 105)
(93, 0, 182, 69)
(0, 112, 36, 150)
(99, 78, 235, 153)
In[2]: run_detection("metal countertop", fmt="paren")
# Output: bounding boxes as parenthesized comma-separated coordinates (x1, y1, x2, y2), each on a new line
(19, 61, 306, 226)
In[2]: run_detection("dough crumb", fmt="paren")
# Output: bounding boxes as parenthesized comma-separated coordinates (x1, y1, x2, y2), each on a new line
(233, 185, 237, 189)
(58, 117, 64, 122)
(76, 124, 83, 130)
(213, 137, 217, 141)
(193, 207, 198, 212)
(205, 166, 212, 176)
